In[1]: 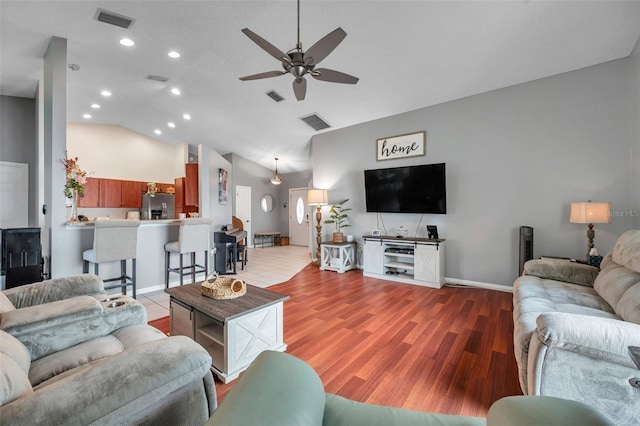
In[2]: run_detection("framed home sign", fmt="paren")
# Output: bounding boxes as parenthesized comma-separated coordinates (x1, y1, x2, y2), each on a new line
(376, 131, 426, 161)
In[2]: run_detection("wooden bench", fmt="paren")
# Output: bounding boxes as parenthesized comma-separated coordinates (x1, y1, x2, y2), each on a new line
(253, 231, 280, 248)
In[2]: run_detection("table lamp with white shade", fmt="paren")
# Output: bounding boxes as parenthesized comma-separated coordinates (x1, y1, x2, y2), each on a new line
(308, 189, 329, 266)
(570, 201, 611, 259)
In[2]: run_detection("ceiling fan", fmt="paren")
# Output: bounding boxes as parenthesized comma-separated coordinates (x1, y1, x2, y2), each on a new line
(239, 0, 359, 101)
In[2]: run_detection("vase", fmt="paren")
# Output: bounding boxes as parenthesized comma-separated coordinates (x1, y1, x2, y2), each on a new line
(332, 232, 344, 243)
(70, 190, 79, 222)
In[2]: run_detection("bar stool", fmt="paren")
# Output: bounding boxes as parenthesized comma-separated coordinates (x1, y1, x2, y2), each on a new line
(227, 243, 247, 270)
(165, 218, 212, 288)
(83, 219, 141, 298)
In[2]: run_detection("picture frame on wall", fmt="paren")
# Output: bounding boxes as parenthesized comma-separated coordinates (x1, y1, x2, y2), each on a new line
(376, 131, 426, 161)
(218, 168, 228, 205)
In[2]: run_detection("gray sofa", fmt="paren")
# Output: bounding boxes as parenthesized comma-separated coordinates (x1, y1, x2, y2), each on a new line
(513, 229, 640, 425)
(208, 350, 612, 426)
(0, 275, 217, 425)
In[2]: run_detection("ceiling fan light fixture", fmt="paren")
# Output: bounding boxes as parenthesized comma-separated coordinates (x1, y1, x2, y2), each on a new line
(270, 157, 283, 185)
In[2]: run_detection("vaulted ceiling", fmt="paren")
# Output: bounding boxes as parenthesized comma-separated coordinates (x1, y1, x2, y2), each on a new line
(2, 1, 639, 172)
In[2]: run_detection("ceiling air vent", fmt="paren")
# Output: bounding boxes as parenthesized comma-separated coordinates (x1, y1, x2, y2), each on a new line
(266, 90, 284, 103)
(145, 74, 170, 83)
(94, 8, 136, 29)
(300, 113, 331, 131)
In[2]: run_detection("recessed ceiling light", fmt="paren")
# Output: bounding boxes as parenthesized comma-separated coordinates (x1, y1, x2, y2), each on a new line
(101, 90, 112, 97)
(82, 114, 92, 119)
(167, 122, 175, 128)
(168, 51, 180, 59)
(170, 87, 181, 95)
(119, 38, 135, 47)
(91, 103, 101, 109)
(154, 129, 162, 135)
(183, 113, 191, 120)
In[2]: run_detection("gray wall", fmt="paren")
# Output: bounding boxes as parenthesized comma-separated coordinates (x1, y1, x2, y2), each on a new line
(630, 36, 640, 229)
(311, 58, 637, 287)
(225, 153, 283, 241)
(279, 170, 313, 237)
(0, 95, 37, 226)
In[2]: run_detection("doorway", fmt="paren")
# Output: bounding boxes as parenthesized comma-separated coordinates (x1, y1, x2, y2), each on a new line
(289, 188, 309, 247)
(235, 185, 252, 245)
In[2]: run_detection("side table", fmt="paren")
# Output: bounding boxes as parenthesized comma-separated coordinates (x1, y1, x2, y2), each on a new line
(320, 241, 356, 273)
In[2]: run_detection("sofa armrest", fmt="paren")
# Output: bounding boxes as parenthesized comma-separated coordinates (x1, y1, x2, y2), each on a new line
(3, 274, 104, 308)
(1, 335, 214, 425)
(0, 296, 102, 333)
(207, 351, 326, 426)
(2, 296, 147, 361)
(523, 259, 599, 287)
(535, 312, 640, 367)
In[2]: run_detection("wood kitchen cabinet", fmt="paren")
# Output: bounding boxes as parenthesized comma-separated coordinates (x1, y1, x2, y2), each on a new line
(78, 177, 100, 207)
(99, 179, 122, 207)
(155, 182, 174, 194)
(99, 179, 144, 208)
(121, 180, 144, 208)
(185, 163, 199, 207)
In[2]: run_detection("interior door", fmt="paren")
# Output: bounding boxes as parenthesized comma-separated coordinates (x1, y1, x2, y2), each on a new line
(236, 185, 252, 245)
(289, 188, 309, 246)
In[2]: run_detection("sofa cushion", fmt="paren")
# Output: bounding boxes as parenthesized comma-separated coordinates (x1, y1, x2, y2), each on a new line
(29, 335, 124, 387)
(616, 283, 640, 324)
(0, 331, 31, 374)
(2, 274, 104, 308)
(593, 260, 640, 318)
(611, 229, 640, 273)
(0, 331, 33, 405)
(0, 354, 33, 405)
(0, 292, 16, 315)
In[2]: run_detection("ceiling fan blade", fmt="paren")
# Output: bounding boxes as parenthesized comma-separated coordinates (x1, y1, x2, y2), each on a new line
(305, 28, 347, 65)
(312, 68, 359, 84)
(239, 71, 286, 81)
(293, 77, 307, 101)
(241, 28, 288, 62)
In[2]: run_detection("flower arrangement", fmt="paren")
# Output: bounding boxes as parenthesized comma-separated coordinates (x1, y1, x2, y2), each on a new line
(60, 156, 88, 198)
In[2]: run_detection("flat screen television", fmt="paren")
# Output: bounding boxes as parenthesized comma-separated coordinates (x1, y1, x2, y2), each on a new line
(364, 163, 446, 214)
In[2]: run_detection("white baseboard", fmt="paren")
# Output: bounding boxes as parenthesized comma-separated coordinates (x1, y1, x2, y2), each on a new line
(444, 277, 513, 293)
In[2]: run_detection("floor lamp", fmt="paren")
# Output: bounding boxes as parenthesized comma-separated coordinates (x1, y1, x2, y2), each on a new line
(308, 189, 328, 267)
(570, 201, 611, 259)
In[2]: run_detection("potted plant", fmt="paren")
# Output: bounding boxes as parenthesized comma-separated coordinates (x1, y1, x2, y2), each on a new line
(324, 199, 351, 243)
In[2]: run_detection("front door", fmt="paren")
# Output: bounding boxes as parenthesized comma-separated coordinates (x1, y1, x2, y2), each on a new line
(289, 188, 309, 246)
(236, 186, 252, 245)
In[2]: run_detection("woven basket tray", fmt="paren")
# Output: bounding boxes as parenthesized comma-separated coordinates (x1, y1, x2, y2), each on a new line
(201, 273, 246, 300)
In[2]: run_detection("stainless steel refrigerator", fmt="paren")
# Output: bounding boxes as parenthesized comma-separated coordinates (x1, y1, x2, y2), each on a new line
(140, 193, 175, 220)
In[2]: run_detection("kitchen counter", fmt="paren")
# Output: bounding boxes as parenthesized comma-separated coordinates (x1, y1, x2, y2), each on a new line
(65, 219, 181, 228)
(58, 219, 211, 295)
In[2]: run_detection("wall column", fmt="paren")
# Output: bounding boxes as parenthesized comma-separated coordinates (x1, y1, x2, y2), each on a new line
(43, 36, 68, 278)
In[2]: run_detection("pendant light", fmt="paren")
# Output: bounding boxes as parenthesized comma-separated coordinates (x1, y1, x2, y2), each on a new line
(270, 157, 282, 185)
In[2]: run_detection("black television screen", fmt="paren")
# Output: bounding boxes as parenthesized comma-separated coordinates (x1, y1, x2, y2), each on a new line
(364, 163, 446, 214)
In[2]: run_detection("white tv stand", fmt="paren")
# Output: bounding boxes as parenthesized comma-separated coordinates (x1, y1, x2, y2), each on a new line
(362, 235, 445, 288)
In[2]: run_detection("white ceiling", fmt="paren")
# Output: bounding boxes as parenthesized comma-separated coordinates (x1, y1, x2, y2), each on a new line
(2, 1, 639, 173)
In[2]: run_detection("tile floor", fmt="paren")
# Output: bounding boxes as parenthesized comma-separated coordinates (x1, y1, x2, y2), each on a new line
(138, 245, 312, 321)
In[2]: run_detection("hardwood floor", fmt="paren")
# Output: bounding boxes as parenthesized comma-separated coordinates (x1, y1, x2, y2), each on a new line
(150, 265, 522, 418)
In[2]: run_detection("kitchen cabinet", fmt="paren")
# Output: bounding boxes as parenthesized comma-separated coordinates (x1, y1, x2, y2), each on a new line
(99, 179, 144, 208)
(78, 178, 100, 207)
(121, 180, 144, 208)
(99, 179, 122, 207)
(174, 177, 185, 218)
(185, 163, 198, 207)
(156, 183, 174, 194)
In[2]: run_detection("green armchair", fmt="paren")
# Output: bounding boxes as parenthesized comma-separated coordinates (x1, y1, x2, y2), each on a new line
(207, 351, 613, 426)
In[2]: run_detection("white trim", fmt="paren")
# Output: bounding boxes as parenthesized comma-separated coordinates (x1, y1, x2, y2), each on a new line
(444, 277, 513, 293)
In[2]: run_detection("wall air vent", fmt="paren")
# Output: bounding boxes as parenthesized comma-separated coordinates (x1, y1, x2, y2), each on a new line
(94, 8, 136, 29)
(145, 74, 170, 83)
(300, 113, 331, 131)
(266, 90, 284, 102)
